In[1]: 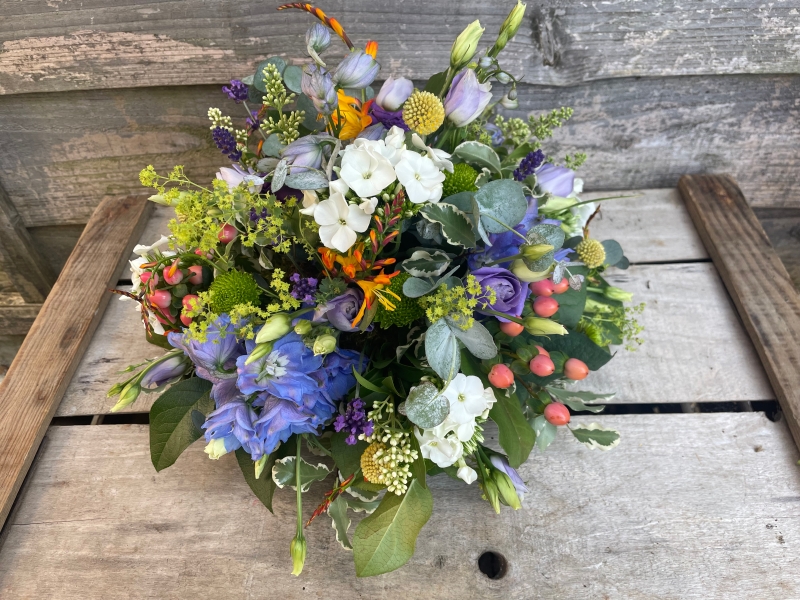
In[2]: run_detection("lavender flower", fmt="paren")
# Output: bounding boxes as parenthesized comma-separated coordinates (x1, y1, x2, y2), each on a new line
(289, 273, 319, 304)
(246, 109, 260, 133)
(250, 207, 268, 223)
(222, 79, 249, 103)
(513, 150, 545, 182)
(212, 127, 242, 161)
(334, 398, 374, 445)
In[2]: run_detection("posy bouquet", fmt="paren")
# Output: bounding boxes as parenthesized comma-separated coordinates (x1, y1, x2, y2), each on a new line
(108, 2, 643, 577)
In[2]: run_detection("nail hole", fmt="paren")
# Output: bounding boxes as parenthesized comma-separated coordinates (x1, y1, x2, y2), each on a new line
(478, 551, 507, 579)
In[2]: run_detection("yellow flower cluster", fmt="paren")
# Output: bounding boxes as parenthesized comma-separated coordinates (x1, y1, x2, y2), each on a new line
(267, 269, 300, 314)
(402, 91, 445, 136)
(419, 275, 496, 330)
(361, 398, 418, 495)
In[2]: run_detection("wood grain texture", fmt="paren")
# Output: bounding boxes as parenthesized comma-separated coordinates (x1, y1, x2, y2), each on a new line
(2, 74, 797, 229)
(0, 299, 40, 336)
(754, 207, 800, 290)
(1, 0, 799, 94)
(0, 196, 151, 530)
(0, 414, 797, 598)
(0, 181, 54, 303)
(679, 175, 800, 448)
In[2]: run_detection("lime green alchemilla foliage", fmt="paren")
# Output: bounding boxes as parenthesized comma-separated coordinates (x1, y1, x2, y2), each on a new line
(209, 270, 262, 314)
(442, 163, 479, 197)
(375, 273, 425, 327)
(419, 275, 496, 330)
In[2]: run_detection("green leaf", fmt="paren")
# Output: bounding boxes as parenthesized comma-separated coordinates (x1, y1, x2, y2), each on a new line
(343, 492, 382, 514)
(425, 318, 460, 381)
(271, 456, 331, 491)
(408, 434, 427, 488)
(546, 387, 614, 413)
(453, 141, 502, 175)
(296, 93, 325, 131)
(552, 266, 588, 327)
(282, 64, 303, 94)
(149, 378, 214, 472)
(353, 367, 389, 395)
(402, 265, 459, 299)
(236, 448, 279, 513)
(328, 495, 353, 550)
(330, 432, 368, 478)
(570, 423, 621, 450)
(423, 70, 449, 96)
(402, 249, 452, 277)
(602, 240, 624, 266)
(253, 57, 286, 92)
(405, 382, 449, 429)
(532, 415, 557, 451)
(489, 391, 536, 468)
(447, 319, 497, 360)
(420, 203, 476, 248)
(353, 479, 433, 577)
(284, 170, 329, 190)
(475, 179, 528, 234)
(530, 329, 613, 372)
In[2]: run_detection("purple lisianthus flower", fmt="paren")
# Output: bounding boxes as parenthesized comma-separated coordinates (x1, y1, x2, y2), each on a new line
(313, 288, 364, 332)
(253, 394, 329, 455)
(444, 69, 492, 127)
(202, 398, 262, 460)
(168, 314, 245, 383)
(281, 134, 331, 173)
(236, 332, 323, 403)
(332, 49, 380, 89)
(216, 164, 265, 194)
(370, 103, 408, 131)
(334, 398, 374, 445)
(222, 79, 249, 103)
(535, 163, 575, 197)
(490, 454, 529, 501)
(302, 64, 337, 115)
(140, 354, 189, 389)
(375, 76, 413, 111)
(289, 273, 319, 304)
(470, 267, 528, 322)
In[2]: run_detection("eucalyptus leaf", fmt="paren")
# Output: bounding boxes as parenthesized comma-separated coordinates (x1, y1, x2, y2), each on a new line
(241, 74, 255, 85)
(453, 141, 502, 175)
(475, 179, 528, 234)
(402, 277, 436, 298)
(447, 319, 497, 360)
(328, 495, 353, 550)
(296, 93, 325, 131)
(524, 223, 566, 271)
(261, 133, 284, 159)
(284, 170, 329, 190)
(425, 318, 460, 381)
(602, 239, 624, 266)
(271, 456, 331, 491)
(271, 158, 289, 192)
(570, 423, 621, 450)
(405, 382, 449, 429)
(533, 415, 557, 451)
(256, 157, 280, 172)
(282, 64, 303, 94)
(420, 203, 476, 248)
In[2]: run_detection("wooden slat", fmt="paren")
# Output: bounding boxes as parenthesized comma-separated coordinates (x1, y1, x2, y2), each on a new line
(679, 174, 800, 447)
(0, 300, 40, 336)
(0, 181, 54, 303)
(0, 414, 797, 597)
(754, 206, 800, 290)
(0, 196, 151, 529)
(1, 0, 799, 94)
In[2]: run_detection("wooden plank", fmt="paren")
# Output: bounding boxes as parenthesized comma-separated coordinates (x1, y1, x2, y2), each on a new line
(1, 0, 799, 94)
(0, 196, 151, 530)
(0, 413, 797, 597)
(754, 207, 800, 290)
(0, 181, 54, 302)
(2, 74, 797, 229)
(57, 262, 773, 417)
(0, 298, 40, 336)
(679, 174, 800, 449)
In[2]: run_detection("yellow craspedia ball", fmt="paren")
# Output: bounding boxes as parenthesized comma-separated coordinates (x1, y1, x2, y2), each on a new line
(402, 91, 445, 135)
(576, 238, 606, 269)
(360, 442, 386, 484)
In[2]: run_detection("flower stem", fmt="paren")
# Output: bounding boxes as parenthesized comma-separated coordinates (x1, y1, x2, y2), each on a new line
(295, 434, 303, 533)
(482, 309, 524, 325)
(480, 214, 528, 242)
(484, 252, 524, 266)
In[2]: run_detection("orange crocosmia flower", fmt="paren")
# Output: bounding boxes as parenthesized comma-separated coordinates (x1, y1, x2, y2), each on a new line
(351, 270, 401, 327)
(318, 248, 337, 271)
(365, 40, 378, 59)
(331, 90, 373, 140)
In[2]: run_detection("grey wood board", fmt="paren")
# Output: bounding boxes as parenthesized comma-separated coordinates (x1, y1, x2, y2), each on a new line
(2, 74, 797, 229)
(0, 413, 797, 598)
(754, 207, 800, 290)
(56, 261, 773, 417)
(1, 0, 799, 94)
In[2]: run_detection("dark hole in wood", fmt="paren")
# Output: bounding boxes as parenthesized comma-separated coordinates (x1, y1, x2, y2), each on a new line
(478, 551, 507, 579)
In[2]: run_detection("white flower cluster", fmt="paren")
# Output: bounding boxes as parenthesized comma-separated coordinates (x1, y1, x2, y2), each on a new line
(362, 399, 419, 495)
(414, 374, 497, 484)
(124, 235, 176, 335)
(302, 126, 454, 253)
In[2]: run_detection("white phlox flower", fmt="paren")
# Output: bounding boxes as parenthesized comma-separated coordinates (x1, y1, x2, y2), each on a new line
(412, 133, 454, 173)
(395, 149, 445, 204)
(298, 190, 320, 216)
(339, 144, 396, 197)
(441, 373, 496, 424)
(415, 423, 464, 468)
(314, 192, 371, 252)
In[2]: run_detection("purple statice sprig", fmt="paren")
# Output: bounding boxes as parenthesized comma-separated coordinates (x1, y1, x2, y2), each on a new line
(290, 272, 319, 305)
(222, 79, 249, 103)
(513, 149, 545, 182)
(334, 398, 374, 445)
(212, 127, 242, 161)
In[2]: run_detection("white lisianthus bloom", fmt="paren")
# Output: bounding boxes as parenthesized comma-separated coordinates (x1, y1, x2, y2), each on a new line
(395, 150, 445, 204)
(568, 178, 596, 236)
(339, 144, 396, 197)
(415, 425, 464, 468)
(442, 373, 495, 424)
(298, 190, 320, 216)
(359, 197, 379, 215)
(314, 193, 371, 252)
(411, 133, 454, 173)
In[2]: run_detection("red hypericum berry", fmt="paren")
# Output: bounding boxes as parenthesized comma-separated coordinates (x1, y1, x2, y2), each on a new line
(187, 265, 203, 285)
(218, 224, 237, 244)
(182, 294, 200, 311)
(529, 354, 555, 377)
(564, 358, 590, 380)
(194, 248, 213, 258)
(535, 345, 550, 358)
(162, 260, 183, 286)
(139, 271, 152, 285)
(529, 279, 555, 297)
(180, 313, 193, 327)
(148, 290, 172, 309)
(499, 321, 525, 337)
(544, 402, 571, 426)
(488, 364, 515, 389)
(552, 278, 570, 294)
(533, 296, 559, 318)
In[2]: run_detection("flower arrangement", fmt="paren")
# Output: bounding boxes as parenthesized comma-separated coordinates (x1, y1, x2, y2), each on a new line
(109, 2, 644, 578)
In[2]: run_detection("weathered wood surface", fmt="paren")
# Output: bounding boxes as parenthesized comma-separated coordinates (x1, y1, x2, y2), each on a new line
(0, 196, 151, 530)
(680, 175, 800, 449)
(0, 413, 797, 598)
(754, 207, 800, 290)
(1, 0, 799, 95)
(2, 75, 796, 231)
(0, 297, 41, 337)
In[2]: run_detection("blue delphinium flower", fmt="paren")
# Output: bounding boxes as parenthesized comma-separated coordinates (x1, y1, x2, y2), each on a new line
(168, 315, 244, 384)
(236, 332, 323, 403)
(253, 394, 328, 455)
(312, 348, 362, 402)
(202, 397, 261, 459)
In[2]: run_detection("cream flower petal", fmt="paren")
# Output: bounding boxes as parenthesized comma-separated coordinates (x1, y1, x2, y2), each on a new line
(346, 204, 372, 232)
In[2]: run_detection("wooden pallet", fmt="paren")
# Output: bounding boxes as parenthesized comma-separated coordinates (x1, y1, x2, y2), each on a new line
(0, 178, 798, 598)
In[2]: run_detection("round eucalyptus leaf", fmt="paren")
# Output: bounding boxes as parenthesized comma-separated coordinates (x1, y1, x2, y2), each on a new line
(475, 179, 528, 233)
(405, 382, 449, 429)
(283, 65, 303, 94)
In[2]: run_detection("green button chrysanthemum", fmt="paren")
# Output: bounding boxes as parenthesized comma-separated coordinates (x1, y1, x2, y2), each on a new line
(208, 270, 262, 314)
(442, 163, 479, 197)
(375, 272, 425, 328)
